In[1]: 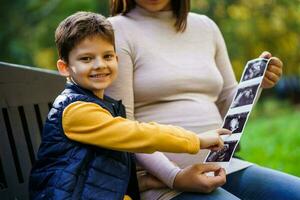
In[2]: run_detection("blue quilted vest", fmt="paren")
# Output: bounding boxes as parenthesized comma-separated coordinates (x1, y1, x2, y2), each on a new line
(29, 82, 140, 200)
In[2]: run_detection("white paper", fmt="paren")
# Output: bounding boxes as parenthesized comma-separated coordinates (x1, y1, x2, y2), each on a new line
(204, 58, 272, 164)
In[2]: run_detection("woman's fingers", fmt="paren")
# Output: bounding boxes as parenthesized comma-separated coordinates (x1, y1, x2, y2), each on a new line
(259, 51, 272, 59)
(262, 60, 283, 88)
(262, 77, 276, 88)
(268, 57, 283, 72)
(198, 164, 221, 173)
(264, 71, 280, 83)
(174, 164, 226, 193)
(261, 56, 283, 89)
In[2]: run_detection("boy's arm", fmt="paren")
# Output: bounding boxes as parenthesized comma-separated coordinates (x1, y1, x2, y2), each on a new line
(63, 101, 200, 154)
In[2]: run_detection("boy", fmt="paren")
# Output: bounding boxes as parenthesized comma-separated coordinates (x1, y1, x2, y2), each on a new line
(29, 11, 230, 200)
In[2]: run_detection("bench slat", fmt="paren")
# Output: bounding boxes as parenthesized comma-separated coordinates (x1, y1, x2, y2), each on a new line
(24, 105, 42, 157)
(0, 107, 19, 194)
(7, 107, 32, 183)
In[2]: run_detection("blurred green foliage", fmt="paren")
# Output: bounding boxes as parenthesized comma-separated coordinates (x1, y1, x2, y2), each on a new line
(1, 0, 300, 78)
(237, 98, 300, 176)
(191, 0, 300, 79)
(0, 0, 109, 69)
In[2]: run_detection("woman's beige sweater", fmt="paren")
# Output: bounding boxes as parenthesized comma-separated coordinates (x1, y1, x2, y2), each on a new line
(106, 6, 252, 200)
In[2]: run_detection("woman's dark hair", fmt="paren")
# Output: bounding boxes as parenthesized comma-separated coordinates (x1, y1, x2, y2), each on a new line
(110, 0, 190, 32)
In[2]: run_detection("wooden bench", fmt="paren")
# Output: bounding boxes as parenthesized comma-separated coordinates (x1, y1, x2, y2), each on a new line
(0, 61, 64, 199)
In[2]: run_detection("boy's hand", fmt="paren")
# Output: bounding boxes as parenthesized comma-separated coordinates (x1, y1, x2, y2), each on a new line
(198, 128, 231, 150)
(259, 51, 283, 89)
(173, 164, 226, 193)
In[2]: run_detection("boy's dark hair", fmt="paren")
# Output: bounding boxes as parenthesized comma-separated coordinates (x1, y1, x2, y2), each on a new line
(110, 0, 190, 32)
(55, 11, 115, 62)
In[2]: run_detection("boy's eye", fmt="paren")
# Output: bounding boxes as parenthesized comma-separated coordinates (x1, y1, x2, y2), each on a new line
(79, 56, 92, 62)
(104, 54, 114, 60)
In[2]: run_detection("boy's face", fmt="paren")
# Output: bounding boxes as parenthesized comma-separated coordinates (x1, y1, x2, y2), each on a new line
(58, 35, 118, 98)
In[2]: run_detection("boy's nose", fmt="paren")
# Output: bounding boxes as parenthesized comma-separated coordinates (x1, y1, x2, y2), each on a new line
(93, 58, 106, 69)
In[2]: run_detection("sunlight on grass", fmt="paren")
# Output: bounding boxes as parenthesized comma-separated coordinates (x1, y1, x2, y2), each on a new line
(236, 98, 300, 177)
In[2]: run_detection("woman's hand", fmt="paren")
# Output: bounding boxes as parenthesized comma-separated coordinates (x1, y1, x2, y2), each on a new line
(173, 164, 226, 193)
(198, 128, 231, 150)
(259, 51, 283, 89)
(137, 170, 167, 192)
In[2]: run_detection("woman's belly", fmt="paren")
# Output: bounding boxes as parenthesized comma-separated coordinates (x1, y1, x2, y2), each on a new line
(135, 97, 223, 133)
(135, 98, 223, 167)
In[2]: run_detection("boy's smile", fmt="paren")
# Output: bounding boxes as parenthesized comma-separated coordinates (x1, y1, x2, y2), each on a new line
(58, 35, 118, 98)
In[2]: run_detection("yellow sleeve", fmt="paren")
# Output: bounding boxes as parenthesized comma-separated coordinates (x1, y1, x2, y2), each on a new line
(123, 195, 132, 200)
(62, 101, 200, 154)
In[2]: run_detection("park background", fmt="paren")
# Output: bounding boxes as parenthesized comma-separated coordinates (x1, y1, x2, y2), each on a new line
(0, 0, 299, 176)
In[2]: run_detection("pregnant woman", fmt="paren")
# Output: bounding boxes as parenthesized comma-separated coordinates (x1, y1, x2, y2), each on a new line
(106, 0, 300, 199)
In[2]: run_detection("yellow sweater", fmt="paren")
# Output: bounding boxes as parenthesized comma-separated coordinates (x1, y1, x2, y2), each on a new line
(63, 101, 200, 153)
(62, 101, 200, 199)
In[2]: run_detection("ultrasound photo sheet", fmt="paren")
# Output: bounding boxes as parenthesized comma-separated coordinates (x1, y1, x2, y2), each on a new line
(204, 58, 273, 165)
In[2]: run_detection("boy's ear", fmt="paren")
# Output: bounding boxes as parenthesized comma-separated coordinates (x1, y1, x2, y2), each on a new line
(57, 59, 70, 77)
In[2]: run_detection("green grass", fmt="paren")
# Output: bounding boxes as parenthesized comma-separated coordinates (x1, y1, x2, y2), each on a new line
(236, 98, 300, 177)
